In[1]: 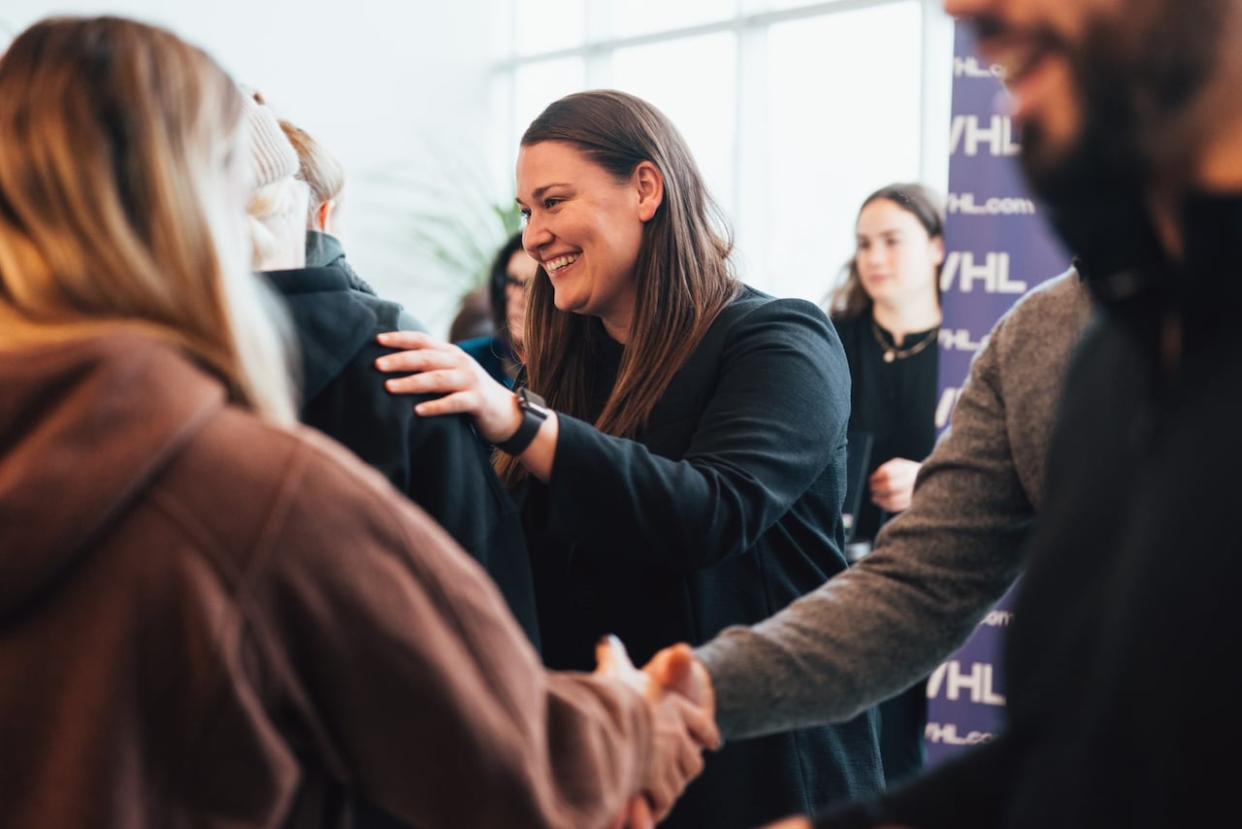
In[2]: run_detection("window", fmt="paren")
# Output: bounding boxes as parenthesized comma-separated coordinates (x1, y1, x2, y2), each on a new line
(515, 0, 586, 55)
(611, 32, 738, 211)
(611, 0, 734, 39)
(512, 57, 588, 142)
(765, 2, 923, 300)
(493, 0, 951, 303)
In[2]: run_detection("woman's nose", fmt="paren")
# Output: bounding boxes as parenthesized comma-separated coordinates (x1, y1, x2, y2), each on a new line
(523, 215, 553, 255)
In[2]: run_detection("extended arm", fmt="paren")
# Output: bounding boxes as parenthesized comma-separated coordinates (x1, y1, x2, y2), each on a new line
(696, 315, 1032, 738)
(246, 437, 676, 828)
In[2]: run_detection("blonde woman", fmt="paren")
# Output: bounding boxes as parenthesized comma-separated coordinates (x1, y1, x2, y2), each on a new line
(0, 17, 715, 827)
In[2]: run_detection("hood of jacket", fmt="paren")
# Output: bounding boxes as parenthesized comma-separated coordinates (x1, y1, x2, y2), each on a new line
(263, 266, 379, 405)
(0, 331, 225, 616)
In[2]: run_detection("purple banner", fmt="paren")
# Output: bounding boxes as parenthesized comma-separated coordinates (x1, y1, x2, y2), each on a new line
(923, 24, 1068, 766)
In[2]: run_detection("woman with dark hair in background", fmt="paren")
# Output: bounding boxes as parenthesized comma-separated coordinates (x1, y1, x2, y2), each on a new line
(458, 230, 538, 388)
(828, 182, 945, 784)
(0, 19, 716, 826)
(379, 89, 883, 828)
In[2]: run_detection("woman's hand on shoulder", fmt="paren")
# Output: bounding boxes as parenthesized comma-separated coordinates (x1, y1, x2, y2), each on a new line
(375, 331, 521, 444)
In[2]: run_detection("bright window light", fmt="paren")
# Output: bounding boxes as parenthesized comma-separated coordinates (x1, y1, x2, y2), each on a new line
(611, 32, 739, 212)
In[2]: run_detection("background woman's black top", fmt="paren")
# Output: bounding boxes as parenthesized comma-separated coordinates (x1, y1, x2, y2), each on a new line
(833, 315, 939, 542)
(832, 312, 939, 787)
(522, 287, 883, 829)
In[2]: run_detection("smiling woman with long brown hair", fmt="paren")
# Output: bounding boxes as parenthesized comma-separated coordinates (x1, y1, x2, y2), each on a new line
(379, 90, 884, 828)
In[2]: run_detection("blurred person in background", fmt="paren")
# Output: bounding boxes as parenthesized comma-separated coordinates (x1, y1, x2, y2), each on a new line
(250, 104, 541, 644)
(827, 182, 946, 784)
(447, 285, 493, 342)
(798, 0, 1242, 822)
(377, 90, 882, 829)
(0, 16, 718, 828)
(459, 231, 538, 388)
(829, 183, 943, 547)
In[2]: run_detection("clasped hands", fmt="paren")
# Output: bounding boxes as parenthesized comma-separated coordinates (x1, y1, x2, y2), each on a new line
(594, 637, 721, 829)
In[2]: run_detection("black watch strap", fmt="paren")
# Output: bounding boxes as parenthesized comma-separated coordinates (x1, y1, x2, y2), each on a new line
(495, 388, 549, 455)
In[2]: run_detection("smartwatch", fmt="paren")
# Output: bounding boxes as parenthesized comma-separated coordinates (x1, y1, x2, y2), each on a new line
(495, 387, 550, 455)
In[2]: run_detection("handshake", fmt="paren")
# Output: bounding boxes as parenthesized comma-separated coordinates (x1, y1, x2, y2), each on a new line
(593, 636, 721, 829)
(592, 638, 816, 829)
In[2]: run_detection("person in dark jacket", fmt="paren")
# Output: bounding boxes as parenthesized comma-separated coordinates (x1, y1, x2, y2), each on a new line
(245, 102, 538, 644)
(794, 0, 1242, 826)
(378, 90, 882, 829)
(458, 230, 538, 389)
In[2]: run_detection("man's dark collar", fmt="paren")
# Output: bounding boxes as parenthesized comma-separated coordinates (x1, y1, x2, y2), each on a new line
(263, 266, 352, 296)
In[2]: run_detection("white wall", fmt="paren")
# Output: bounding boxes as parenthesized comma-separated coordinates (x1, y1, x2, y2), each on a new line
(3, 1, 502, 334)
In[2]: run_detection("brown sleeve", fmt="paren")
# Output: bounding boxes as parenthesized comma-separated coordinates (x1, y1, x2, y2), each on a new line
(244, 432, 652, 829)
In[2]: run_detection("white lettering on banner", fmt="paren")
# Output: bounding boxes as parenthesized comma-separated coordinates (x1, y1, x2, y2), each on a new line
(939, 328, 986, 353)
(926, 661, 1008, 706)
(953, 56, 1004, 79)
(947, 192, 1038, 216)
(941, 252, 1029, 295)
(949, 115, 1022, 157)
(982, 610, 1014, 627)
(924, 722, 996, 746)
(935, 387, 961, 430)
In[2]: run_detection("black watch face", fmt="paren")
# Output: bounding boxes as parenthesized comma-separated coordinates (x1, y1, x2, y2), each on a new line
(522, 389, 549, 416)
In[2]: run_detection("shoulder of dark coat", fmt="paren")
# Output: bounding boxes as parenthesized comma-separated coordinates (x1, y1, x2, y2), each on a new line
(348, 291, 424, 334)
(710, 285, 839, 352)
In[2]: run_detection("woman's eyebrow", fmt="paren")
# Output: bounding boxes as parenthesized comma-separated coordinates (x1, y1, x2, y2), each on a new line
(531, 183, 571, 199)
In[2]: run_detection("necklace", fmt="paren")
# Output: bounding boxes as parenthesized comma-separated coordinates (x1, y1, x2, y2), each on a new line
(871, 321, 939, 363)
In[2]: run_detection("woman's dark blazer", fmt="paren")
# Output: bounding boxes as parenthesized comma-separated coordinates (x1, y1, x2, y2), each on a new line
(528, 286, 884, 829)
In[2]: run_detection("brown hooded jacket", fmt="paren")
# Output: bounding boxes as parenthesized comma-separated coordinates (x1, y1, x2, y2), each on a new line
(0, 331, 652, 828)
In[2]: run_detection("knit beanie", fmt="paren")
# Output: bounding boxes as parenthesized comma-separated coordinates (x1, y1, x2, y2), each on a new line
(243, 92, 299, 188)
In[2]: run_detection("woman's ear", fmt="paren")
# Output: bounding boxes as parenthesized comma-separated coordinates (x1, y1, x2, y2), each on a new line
(930, 234, 946, 267)
(316, 199, 336, 234)
(634, 161, 665, 222)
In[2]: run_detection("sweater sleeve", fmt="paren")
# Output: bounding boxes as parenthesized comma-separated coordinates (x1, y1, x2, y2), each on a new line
(248, 434, 652, 829)
(546, 298, 850, 572)
(696, 304, 1033, 738)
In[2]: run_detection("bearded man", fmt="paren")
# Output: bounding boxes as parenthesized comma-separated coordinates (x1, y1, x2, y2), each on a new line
(646, 0, 1242, 826)
(804, 0, 1242, 825)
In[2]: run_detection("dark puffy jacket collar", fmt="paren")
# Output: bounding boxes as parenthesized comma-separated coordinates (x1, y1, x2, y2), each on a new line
(305, 231, 375, 295)
(264, 266, 378, 405)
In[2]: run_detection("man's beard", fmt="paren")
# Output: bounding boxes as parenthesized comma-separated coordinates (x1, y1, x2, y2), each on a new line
(1014, 1, 1229, 275)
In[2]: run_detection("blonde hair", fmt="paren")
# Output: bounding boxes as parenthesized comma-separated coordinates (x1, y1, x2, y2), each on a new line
(279, 120, 346, 224)
(0, 16, 296, 424)
(248, 176, 310, 270)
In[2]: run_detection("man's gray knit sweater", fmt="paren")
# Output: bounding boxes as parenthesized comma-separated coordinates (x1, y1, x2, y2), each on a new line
(696, 271, 1092, 740)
